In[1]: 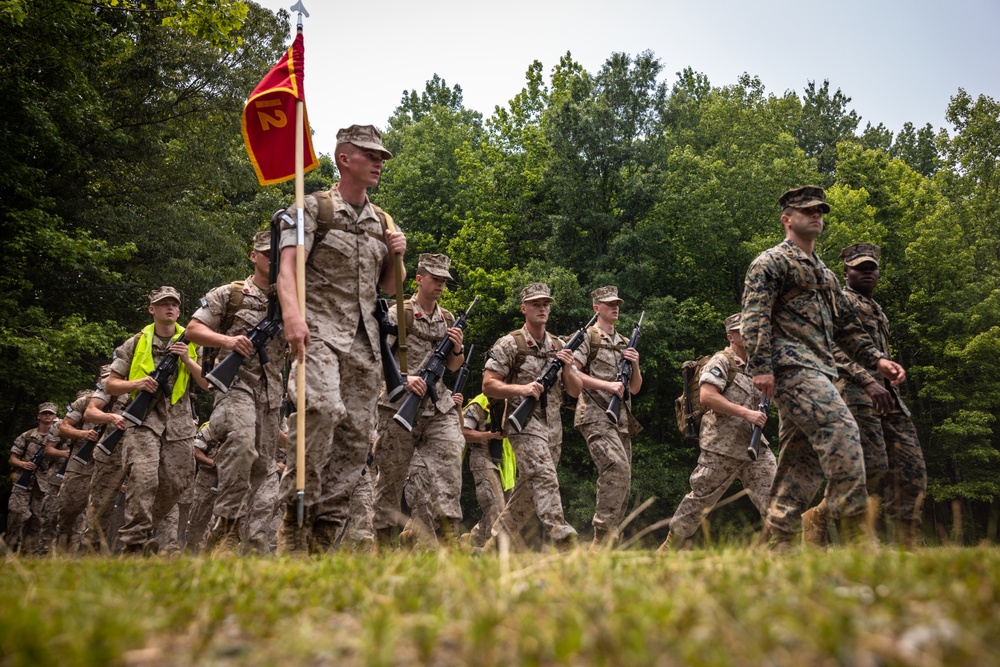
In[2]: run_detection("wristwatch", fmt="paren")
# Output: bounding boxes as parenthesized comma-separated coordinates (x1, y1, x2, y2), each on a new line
(452, 345, 464, 357)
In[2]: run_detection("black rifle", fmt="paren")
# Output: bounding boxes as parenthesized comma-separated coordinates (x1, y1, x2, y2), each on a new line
(114, 475, 128, 509)
(97, 333, 189, 456)
(747, 395, 771, 461)
(205, 214, 284, 393)
(394, 296, 479, 432)
(73, 424, 106, 465)
(56, 445, 74, 480)
(507, 313, 599, 434)
(606, 310, 645, 425)
(375, 298, 406, 402)
(486, 397, 505, 463)
(451, 344, 474, 397)
(13, 447, 46, 491)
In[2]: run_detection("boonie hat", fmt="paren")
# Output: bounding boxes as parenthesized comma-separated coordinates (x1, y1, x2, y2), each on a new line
(724, 313, 742, 332)
(38, 402, 58, 415)
(417, 253, 453, 280)
(779, 185, 830, 213)
(840, 242, 881, 268)
(591, 285, 624, 306)
(149, 286, 181, 305)
(336, 124, 392, 160)
(520, 283, 554, 304)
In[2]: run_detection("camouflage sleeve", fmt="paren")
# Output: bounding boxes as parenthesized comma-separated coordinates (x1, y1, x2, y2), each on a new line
(699, 352, 731, 392)
(463, 402, 487, 431)
(834, 343, 876, 387)
(484, 336, 514, 380)
(190, 284, 229, 331)
(109, 336, 137, 379)
(832, 290, 884, 372)
(278, 195, 319, 253)
(741, 251, 782, 377)
(573, 332, 591, 368)
(10, 432, 27, 458)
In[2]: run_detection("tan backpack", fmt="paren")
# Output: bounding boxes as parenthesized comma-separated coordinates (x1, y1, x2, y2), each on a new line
(673, 349, 738, 440)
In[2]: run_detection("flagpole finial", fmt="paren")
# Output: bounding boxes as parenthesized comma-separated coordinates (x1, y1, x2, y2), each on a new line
(290, 1, 309, 18)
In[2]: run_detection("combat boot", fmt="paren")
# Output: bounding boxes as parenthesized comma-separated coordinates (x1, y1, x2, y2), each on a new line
(311, 519, 341, 555)
(277, 506, 310, 558)
(209, 517, 242, 557)
(655, 531, 691, 554)
(550, 525, 578, 552)
(839, 512, 876, 547)
(591, 525, 616, 550)
(801, 501, 831, 548)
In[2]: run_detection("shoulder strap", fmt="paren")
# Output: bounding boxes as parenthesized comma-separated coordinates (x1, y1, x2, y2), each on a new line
(308, 191, 388, 268)
(219, 281, 246, 334)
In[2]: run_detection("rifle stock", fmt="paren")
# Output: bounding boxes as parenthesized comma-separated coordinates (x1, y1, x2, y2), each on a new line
(507, 313, 599, 434)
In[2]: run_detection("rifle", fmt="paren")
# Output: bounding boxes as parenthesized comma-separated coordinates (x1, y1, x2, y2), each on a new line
(606, 310, 645, 425)
(114, 475, 128, 509)
(56, 444, 74, 480)
(73, 424, 106, 465)
(747, 395, 771, 461)
(394, 296, 479, 432)
(375, 298, 406, 402)
(507, 313, 599, 434)
(13, 447, 46, 491)
(98, 333, 190, 455)
(486, 397, 505, 463)
(681, 364, 699, 440)
(205, 214, 284, 393)
(451, 344, 474, 397)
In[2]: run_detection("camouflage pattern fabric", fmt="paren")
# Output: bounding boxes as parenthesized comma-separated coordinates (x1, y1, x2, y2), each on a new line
(54, 392, 98, 550)
(463, 402, 505, 547)
(882, 413, 927, 528)
(6, 428, 50, 554)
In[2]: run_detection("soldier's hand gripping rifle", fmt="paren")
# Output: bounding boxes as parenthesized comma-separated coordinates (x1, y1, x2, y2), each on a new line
(507, 313, 599, 434)
(393, 296, 479, 432)
(747, 395, 770, 461)
(73, 424, 105, 465)
(606, 310, 645, 425)
(97, 333, 190, 456)
(13, 447, 47, 490)
(375, 298, 406, 402)
(205, 211, 285, 393)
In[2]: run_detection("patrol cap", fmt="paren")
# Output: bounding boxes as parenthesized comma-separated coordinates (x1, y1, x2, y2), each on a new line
(252, 230, 271, 253)
(335, 124, 392, 160)
(149, 286, 181, 305)
(724, 313, 742, 332)
(840, 242, 881, 268)
(38, 402, 58, 415)
(520, 282, 554, 304)
(779, 185, 830, 213)
(591, 285, 624, 306)
(417, 253, 453, 280)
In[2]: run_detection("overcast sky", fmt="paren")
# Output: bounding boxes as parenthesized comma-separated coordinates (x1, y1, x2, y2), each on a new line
(251, 0, 999, 154)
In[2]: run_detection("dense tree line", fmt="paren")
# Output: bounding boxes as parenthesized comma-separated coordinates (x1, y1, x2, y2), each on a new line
(2, 1, 998, 542)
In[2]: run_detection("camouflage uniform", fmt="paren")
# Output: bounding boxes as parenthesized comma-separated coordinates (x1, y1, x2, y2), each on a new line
(372, 294, 464, 537)
(484, 287, 577, 545)
(277, 177, 391, 539)
(836, 247, 926, 541)
(573, 289, 642, 541)
(80, 387, 128, 553)
(111, 329, 197, 551)
(6, 420, 53, 554)
(341, 463, 375, 550)
(35, 421, 69, 554)
(743, 199, 887, 543)
(665, 344, 776, 544)
(53, 391, 99, 552)
(191, 265, 285, 546)
(242, 456, 281, 553)
(463, 400, 507, 547)
(184, 422, 220, 553)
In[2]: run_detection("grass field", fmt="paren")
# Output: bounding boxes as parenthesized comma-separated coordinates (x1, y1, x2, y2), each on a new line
(2, 546, 999, 666)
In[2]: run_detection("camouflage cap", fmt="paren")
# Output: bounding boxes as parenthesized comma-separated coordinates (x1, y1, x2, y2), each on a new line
(335, 124, 392, 159)
(38, 402, 58, 415)
(840, 242, 881, 268)
(520, 282, 554, 303)
(149, 286, 181, 305)
(252, 230, 271, 253)
(591, 285, 624, 305)
(779, 185, 830, 213)
(724, 312, 742, 332)
(417, 253, 453, 280)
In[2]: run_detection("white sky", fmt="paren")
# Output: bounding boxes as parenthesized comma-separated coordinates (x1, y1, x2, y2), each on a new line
(252, 0, 999, 154)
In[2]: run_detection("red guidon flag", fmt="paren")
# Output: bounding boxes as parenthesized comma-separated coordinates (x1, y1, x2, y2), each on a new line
(242, 33, 319, 185)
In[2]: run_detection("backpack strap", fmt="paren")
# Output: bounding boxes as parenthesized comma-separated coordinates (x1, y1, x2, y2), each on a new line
(308, 191, 390, 268)
(773, 242, 839, 317)
(508, 329, 559, 383)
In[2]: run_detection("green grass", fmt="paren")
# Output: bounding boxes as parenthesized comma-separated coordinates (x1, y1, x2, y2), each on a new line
(2, 546, 999, 666)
